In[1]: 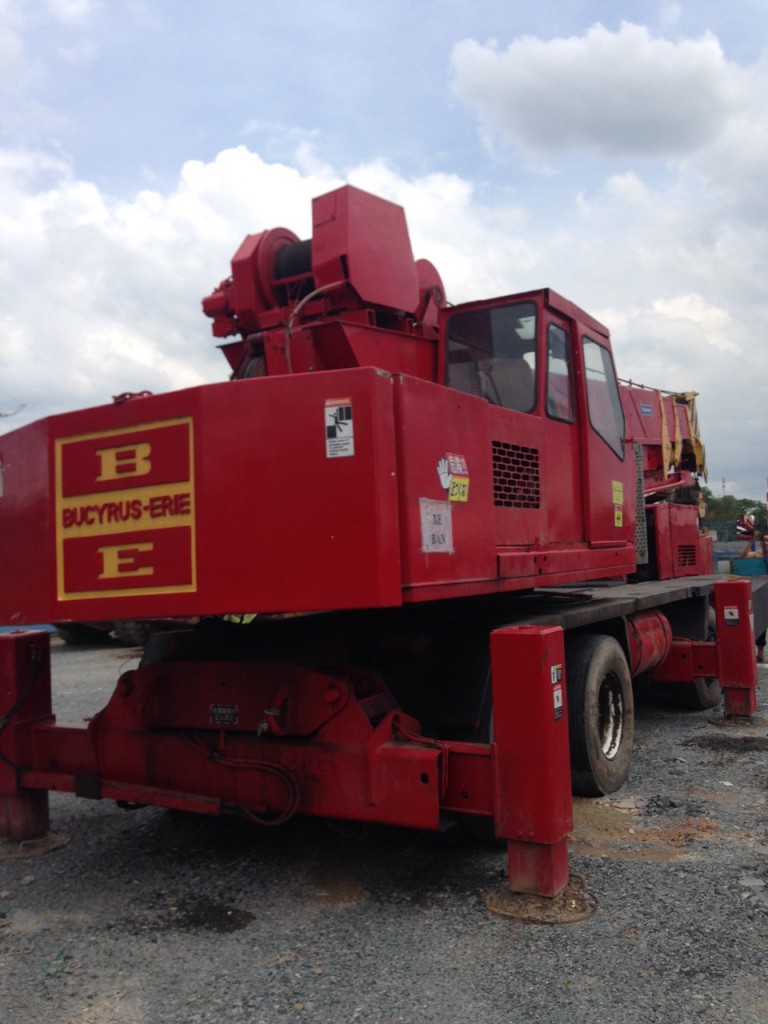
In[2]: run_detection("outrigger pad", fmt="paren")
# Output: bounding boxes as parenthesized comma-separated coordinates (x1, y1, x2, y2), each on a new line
(485, 873, 597, 924)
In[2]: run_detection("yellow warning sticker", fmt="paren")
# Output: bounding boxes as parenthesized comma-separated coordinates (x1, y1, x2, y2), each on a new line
(449, 476, 469, 502)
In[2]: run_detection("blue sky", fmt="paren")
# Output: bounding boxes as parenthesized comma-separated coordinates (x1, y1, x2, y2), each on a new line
(2, 0, 768, 502)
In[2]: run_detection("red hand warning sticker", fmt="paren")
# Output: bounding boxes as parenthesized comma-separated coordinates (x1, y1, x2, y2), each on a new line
(437, 452, 470, 502)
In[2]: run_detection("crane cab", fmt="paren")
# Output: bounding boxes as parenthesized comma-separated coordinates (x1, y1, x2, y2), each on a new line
(436, 289, 636, 576)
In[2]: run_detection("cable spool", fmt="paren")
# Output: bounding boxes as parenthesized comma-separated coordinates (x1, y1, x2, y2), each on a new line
(272, 238, 315, 304)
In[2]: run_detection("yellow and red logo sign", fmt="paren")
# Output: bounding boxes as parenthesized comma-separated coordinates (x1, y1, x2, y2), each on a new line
(55, 417, 196, 600)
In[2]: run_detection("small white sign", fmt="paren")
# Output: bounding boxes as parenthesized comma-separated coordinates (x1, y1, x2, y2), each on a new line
(724, 606, 739, 626)
(419, 498, 454, 553)
(325, 399, 354, 458)
(553, 685, 564, 720)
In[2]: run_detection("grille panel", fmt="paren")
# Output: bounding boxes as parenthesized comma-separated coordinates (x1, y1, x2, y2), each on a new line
(492, 440, 541, 508)
(677, 544, 697, 567)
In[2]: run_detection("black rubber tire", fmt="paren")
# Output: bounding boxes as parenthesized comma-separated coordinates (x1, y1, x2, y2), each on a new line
(669, 607, 722, 711)
(566, 634, 634, 797)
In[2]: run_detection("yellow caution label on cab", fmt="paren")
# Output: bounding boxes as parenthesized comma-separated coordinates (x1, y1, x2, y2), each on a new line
(612, 479, 624, 527)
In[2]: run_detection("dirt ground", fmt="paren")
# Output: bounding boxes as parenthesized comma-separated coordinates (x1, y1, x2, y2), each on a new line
(0, 638, 767, 1024)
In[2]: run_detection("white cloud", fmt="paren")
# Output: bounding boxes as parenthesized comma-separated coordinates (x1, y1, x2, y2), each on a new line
(42, 0, 98, 24)
(0, 10, 34, 106)
(659, 5, 683, 32)
(0, 5, 67, 134)
(451, 22, 740, 158)
(687, 85, 768, 221)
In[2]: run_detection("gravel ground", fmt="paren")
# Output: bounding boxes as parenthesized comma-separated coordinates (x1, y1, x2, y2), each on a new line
(1, 636, 767, 1024)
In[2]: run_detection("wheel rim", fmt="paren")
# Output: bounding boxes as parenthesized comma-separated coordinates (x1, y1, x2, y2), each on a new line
(597, 671, 624, 760)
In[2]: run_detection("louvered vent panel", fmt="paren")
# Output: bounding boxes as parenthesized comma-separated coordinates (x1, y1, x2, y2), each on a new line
(492, 440, 541, 508)
(677, 545, 697, 567)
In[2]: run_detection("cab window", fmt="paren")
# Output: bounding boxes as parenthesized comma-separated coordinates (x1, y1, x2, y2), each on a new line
(583, 337, 625, 458)
(546, 324, 575, 422)
(446, 301, 537, 413)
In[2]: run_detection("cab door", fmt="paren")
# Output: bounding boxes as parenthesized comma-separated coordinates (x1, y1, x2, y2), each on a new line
(442, 295, 543, 548)
(541, 314, 583, 543)
(574, 329, 635, 548)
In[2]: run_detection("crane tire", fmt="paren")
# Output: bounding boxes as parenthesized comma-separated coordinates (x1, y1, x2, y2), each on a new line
(566, 634, 634, 797)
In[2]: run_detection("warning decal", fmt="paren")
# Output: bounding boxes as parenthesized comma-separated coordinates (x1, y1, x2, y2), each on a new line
(553, 686, 564, 720)
(612, 479, 624, 528)
(437, 452, 470, 503)
(723, 606, 739, 626)
(325, 398, 354, 458)
(210, 704, 239, 726)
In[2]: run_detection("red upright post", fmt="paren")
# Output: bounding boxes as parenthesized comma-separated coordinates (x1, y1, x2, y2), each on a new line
(490, 625, 573, 897)
(714, 579, 759, 716)
(0, 631, 54, 840)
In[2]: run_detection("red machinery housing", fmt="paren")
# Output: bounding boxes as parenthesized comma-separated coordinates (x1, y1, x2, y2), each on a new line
(0, 185, 760, 898)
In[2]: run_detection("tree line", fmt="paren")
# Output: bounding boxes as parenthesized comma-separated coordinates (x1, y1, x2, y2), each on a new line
(700, 487, 767, 540)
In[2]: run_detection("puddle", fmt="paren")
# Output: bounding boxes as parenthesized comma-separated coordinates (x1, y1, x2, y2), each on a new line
(168, 898, 255, 933)
(684, 735, 768, 753)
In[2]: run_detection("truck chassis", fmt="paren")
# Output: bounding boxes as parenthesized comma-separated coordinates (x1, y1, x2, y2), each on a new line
(1, 576, 760, 898)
